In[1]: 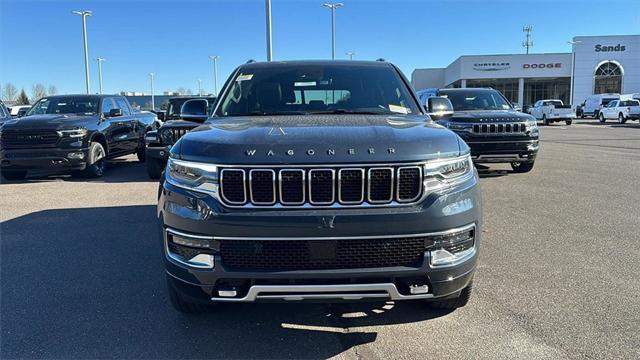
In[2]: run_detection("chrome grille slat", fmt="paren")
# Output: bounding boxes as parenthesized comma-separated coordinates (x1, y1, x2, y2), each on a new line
(218, 165, 424, 207)
(471, 122, 527, 135)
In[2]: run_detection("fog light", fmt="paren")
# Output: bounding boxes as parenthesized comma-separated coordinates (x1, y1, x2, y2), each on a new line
(67, 152, 85, 160)
(426, 226, 476, 266)
(171, 233, 213, 249)
(409, 284, 429, 294)
(218, 288, 238, 297)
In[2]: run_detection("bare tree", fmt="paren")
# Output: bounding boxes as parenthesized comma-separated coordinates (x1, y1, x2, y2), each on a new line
(3, 83, 18, 101)
(185, 88, 193, 95)
(48, 85, 58, 95)
(176, 87, 186, 95)
(31, 83, 47, 102)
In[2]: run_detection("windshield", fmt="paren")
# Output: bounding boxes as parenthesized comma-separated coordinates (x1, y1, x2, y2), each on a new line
(602, 98, 618, 106)
(620, 100, 640, 106)
(439, 89, 512, 111)
(27, 96, 99, 116)
(546, 100, 563, 107)
(216, 64, 420, 116)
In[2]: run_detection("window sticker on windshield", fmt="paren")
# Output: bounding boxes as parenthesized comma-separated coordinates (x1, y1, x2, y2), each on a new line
(389, 104, 409, 114)
(294, 81, 316, 87)
(236, 74, 253, 82)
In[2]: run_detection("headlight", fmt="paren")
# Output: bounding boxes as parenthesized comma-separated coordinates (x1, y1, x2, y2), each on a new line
(166, 157, 219, 193)
(145, 131, 158, 144)
(160, 129, 174, 145)
(446, 123, 472, 131)
(58, 128, 87, 138)
(423, 154, 475, 193)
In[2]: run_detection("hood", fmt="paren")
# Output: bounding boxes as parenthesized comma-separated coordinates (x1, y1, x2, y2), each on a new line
(449, 110, 534, 123)
(161, 119, 203, 129)
(176, 114, 462, 165)
(1, 114, 98, 130)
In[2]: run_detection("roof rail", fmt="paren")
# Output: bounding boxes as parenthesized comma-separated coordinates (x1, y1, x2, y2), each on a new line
(376, 58, 386, 62)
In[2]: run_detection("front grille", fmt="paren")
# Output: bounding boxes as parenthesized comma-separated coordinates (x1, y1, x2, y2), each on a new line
(1, 129, 60, 149)
(472, 123, 527, 134)
(219, 165, 423, 207)
(220, 237, 426, 271)
(162, 128, 191, 145)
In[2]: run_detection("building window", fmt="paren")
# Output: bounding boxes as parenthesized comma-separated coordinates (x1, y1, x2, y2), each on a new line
(523, 78, 571, 107)
(466, 79, 519, 104)
(594, 62, 623, 94)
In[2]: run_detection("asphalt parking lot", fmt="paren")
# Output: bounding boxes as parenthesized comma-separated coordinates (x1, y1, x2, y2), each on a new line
(1, 120, 639, 359)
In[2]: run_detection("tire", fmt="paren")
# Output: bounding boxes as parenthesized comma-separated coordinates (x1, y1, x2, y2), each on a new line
(618, 113, 627, 124)
(565, 120, 572, 125)
(1, 170, 27, 181)
(599, 113, 606, 123)
(136, 146, 147, 163)
(542, 115, 550, 126)
(580, 114, 586, 119)
(166, 275, 207, 314)
(83, 142, 107, 178)
(511, 161, 535, 173)
(427, 280, 473, 310)
(146, 157, 163, 179)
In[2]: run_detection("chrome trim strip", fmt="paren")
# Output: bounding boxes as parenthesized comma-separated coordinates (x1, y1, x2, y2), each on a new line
(338, 168, 365, 204)
(164, 229, 214, 269)
(212, 223, 476, 241)
(210, 283, 434, 302)
(367, 167, 394, 203)
(396, 166, 423, 203)
(220, 169, 247, 205)
(278, 169, 305, 205)
(308, 169, 335, 205)
(249, 169, 276, 205)
(166, 227, 215, 240)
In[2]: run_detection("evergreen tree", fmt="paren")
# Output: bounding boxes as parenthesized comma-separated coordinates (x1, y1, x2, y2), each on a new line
(16, 89, 30, 105)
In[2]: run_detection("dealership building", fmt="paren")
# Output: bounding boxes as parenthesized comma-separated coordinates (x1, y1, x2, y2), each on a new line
(411, 35, 639, 107)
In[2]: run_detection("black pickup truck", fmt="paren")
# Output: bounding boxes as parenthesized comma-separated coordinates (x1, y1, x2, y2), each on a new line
(159, 60, 481, 313)
(419, 88, 539, 173)
(0, 94, 157, 180)
(145, 96, 215, 179)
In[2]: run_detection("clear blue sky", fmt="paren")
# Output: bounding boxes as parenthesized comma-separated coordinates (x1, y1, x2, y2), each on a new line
(1, 0, 639, 96)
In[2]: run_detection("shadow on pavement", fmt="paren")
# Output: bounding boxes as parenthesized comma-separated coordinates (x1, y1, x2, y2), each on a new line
(0, 158, 157, 185)
(1, 205, 450, 359)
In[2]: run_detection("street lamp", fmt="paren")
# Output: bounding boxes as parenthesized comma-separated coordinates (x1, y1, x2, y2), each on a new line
(265, 0, 273, 61)
(568, 40, 582, 106)
(346, 51, 355, 60)
(322, 3, 344, 60)
(96, 57, 105, 94)
(149, 73, 155, 110)
(198, 79, 203, 96)
(72, 10, 92, 94)
(209, 55, 220, 95)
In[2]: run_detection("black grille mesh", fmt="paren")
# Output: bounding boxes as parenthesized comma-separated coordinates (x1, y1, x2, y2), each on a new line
(397, 167, 421, 201)
(339, 169, 363, 203)
(220, 237, 426, 270)
(280, 170, 304, 204)
(310, 170, 334, 204)
(250, 170, 275, 204)
(1, 129, 60, 148)
(369, 168, 393, 202)
(221, 170, 246, 203)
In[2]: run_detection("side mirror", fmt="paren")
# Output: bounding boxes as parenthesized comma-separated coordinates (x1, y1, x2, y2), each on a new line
(107, 108, 123, 117)
(426, 96, 454, 120)
(180, 99, 209, 122)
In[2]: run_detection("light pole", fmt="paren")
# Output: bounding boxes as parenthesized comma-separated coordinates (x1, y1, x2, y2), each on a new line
(198, 79, 203, 96)
(346, 51, 355, 60)
(209, 55, 220, 95)
(149, 73, 155, 110)
(322, 3, 344, 60)
(96, 57, 105, 94)
(568, 40, 582, 106)
(266, 0, 273, 61)
(72, 10, 92, 94)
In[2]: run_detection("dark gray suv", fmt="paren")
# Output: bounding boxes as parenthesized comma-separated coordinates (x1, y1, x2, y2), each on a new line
(158, 60, 481, 313)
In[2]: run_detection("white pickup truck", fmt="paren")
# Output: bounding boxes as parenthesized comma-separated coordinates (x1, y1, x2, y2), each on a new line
(529, 99, 575, 125)
(599, 99, 640, 124)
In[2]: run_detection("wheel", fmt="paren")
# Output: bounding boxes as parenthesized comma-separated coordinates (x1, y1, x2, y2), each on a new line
(580, 114, 586, 119)
(599, 113, 606, 123)
(618, 113, 627, 124)
(1, 170, 27, 181)
(565, 120, 572, 125)
(82, 142, 107, 178)
(146, 157, 163, 179)
(136, 146, 146, 163)
(427, 280, 473, 310)
(542, 115, 550, 126)
(511, 161, 535, 173)
(166, 275, 207, 314)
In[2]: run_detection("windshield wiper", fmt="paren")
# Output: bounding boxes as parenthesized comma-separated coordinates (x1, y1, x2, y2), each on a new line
(307, 109, 389, 115)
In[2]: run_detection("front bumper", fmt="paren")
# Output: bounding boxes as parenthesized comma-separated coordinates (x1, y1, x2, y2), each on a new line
(463, 138, 539, 163)
(159, 174, 481, 304)
(0, 147, 90, 170)
(146, 145, 170, 162)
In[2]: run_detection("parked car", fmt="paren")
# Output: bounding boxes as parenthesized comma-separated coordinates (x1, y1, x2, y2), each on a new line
(582, 93, 620, 119)
(160, 60, 480, 313)
(598, 99, 640, 123)
(144, 96, 215, 179)
(528, 99, 575, 125)
(0, 94, 157, 180)
(0, 100, 11, 126)
(8, 105, 32, 118)
(418, 87, 539, 173)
